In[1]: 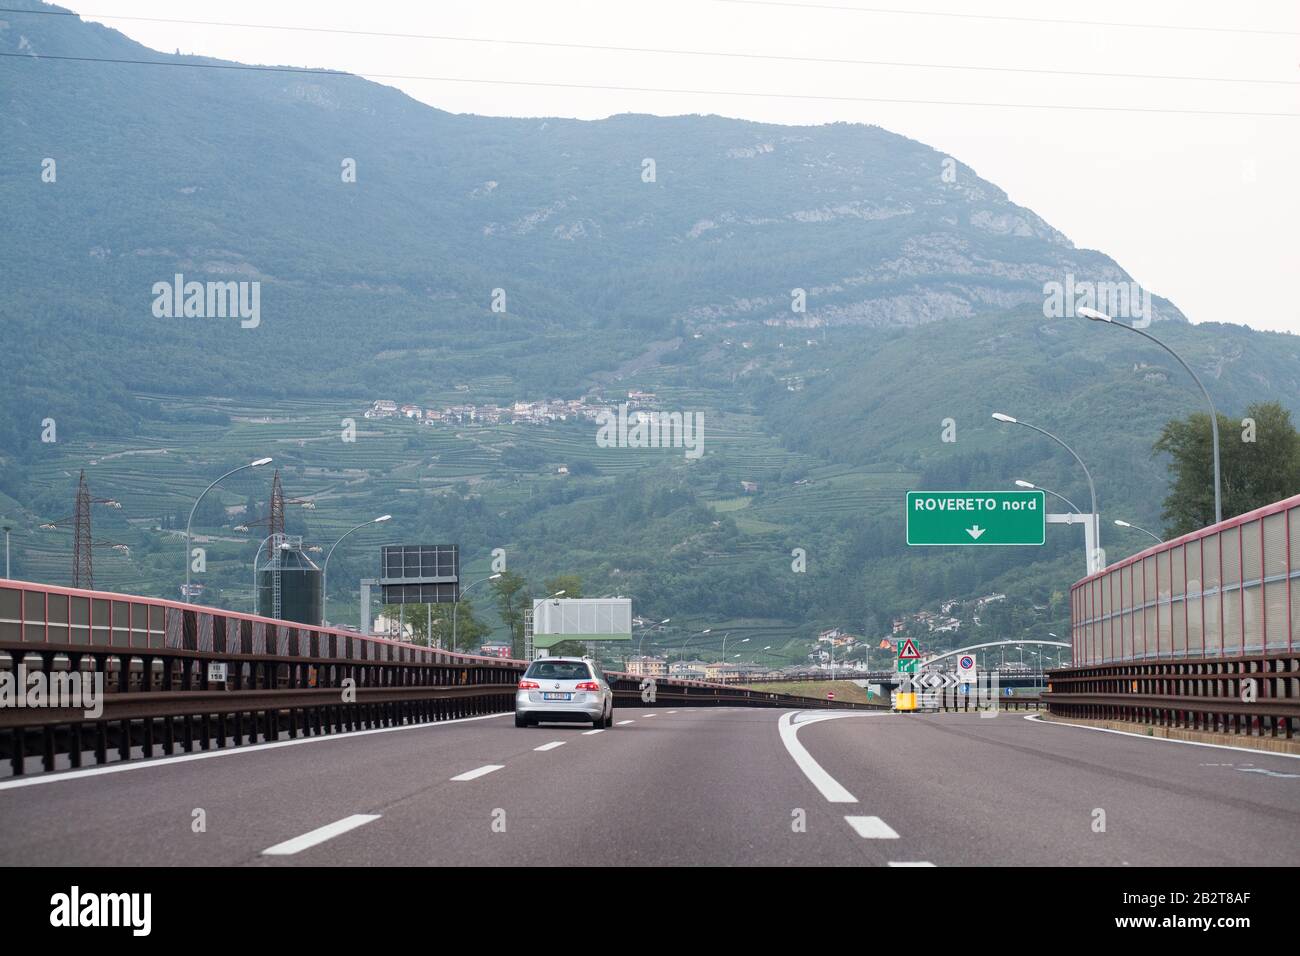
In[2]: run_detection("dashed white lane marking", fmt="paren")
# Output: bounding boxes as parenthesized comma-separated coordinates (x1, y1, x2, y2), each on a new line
(533, 741, 566, 752)
(888, 861, 936, 867)
(642, 713, 657, 718)
(1024, 713, 1300, 759)
(667, 710, 678, 714)
(845, 816, 899, 839)
(582, 729, 605, 735)
(451, 764, 504, 781)
(616, 720, 635, 726)
(263, 814, 380, 856)
(0, 711, 511, 793)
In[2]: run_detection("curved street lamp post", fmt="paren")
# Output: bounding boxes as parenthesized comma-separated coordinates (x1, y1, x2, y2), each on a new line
(451, 572, 502, 652)
(994, 414, 1101, 573)
(186, 457, 272, 603)
(1080, 307, 1221, 524)
(321, 515, 391, 626)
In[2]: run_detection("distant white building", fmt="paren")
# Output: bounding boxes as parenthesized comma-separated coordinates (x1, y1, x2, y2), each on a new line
(626, 656, 668, 678)
(669, 660, 708, 680)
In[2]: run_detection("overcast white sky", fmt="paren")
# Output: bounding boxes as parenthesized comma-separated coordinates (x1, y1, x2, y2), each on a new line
(63, 0, 1300, 334)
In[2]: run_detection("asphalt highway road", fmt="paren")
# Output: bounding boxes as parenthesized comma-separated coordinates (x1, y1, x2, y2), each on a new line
(1, 707, 1296, 866)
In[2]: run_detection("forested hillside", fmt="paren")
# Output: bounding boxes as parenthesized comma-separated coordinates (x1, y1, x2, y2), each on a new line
(2, 1, 1296, 661)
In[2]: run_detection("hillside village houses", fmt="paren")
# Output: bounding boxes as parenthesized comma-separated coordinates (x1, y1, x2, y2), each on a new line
(362, 391, 659, 427)
(817, 627, 858, 649)
(890, 592, 1009, 637)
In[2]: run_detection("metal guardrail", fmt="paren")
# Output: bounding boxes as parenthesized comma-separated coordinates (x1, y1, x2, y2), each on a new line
(739, 670, 1049, 685)
(0, 644, 879, 776)
(0, 638, 527, 775)
(932, 693, 1044, 713)
(605, 674, 886, 710)
(735, 671, 875, 684)
(1043, 652, 1300, 739)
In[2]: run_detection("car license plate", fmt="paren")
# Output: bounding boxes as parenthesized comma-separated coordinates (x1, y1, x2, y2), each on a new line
(543, 692, 571, 701)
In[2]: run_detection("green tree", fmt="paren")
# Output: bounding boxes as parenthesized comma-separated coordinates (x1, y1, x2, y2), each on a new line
(1154, 401, 1300, 536)
(379, 602, 432, 644)
(447, 596, 491, 652)
(543, 574, 583, 599)
(378, 598, 491, 651)
(489, 571, 531, 657)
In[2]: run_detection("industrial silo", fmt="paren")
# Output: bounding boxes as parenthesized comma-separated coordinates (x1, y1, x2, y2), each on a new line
(255, 535, 323, 626)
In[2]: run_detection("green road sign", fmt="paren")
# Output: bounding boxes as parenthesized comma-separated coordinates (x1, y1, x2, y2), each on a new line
(896, 638, 919, 673)
(906, 490, 1045, 546)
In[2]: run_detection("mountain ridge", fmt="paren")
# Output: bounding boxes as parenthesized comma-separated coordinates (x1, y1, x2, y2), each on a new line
(5, 0, 1295, 657)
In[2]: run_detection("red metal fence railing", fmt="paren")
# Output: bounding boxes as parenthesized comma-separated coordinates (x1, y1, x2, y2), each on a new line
(0, 579, 872, 776)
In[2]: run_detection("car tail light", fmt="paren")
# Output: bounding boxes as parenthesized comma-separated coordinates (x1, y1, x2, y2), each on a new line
(518, 679, 540, 689)
(575, 681, 599, 691)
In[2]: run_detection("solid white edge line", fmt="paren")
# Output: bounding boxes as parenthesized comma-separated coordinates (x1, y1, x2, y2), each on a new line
(844, 815, 899, 839)
(1239, 767, 1300, 778)
(776, 711, 858, 803)
(0, 711, 511, 793)
(262, 814, 380, 856)
(533, 741, 566, 751)
(1023, 713, 1300, 760)
(450, 764, 504, 781)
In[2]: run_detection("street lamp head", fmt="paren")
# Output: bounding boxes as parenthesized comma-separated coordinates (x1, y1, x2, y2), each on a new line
(1014, 479, 1035, 489)
(374, 514, 392, 523)
(701, 628, 712, 634)
(660, 618, 670, 625)
(1077, 307, 1112, 323)
(740, 638, 750, 643)
(1114, 519, 1131, 528)
(250, 457, 273, 467)
(991, 413, 1017, 424)
(489, 573, 502, 580)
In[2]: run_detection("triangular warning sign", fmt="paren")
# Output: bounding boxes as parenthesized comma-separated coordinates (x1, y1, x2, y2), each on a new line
(898, 638, 921, 660)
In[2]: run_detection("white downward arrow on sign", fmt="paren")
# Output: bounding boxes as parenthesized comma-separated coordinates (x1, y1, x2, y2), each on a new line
(966, 525, 986, 540)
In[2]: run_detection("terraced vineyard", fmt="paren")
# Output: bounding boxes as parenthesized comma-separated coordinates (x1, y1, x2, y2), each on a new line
(8, 385, 884, 660)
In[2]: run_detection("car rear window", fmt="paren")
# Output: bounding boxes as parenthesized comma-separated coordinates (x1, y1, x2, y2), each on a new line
(525, 661, 592, 681)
